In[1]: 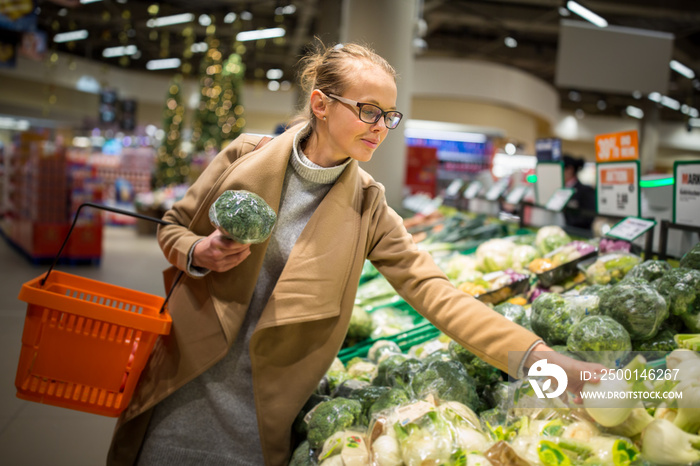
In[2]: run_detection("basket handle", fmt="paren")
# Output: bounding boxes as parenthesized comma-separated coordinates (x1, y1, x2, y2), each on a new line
(41, 202, 175, 291)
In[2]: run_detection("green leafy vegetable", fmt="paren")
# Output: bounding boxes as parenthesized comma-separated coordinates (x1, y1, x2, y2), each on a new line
(680, 241, 700, 271)
(599, 281, 668, 340)
(653, 267, 700, 333)
(566, 315, 632, 367)
(306, 397, 362, 449)
(208, 190, 276, 243)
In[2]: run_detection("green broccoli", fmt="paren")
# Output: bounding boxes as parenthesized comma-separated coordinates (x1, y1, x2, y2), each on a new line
(599, 281, 668, 340)
(347, 385, 391, 425)
(626, 260, 672, 282)
(422, 349, 452, 365)
(411, 360, 481, 412)
(208, 190, 276, 243)
(306, 397, 362, 449)
(367, 339, 401, 364)
(530, 293, 591, 345)
(344, 306, 374, 347)
(372, 353, 408, 387)
(579, 284, 609, 301)
(289, 440, 314, 466)
(494, 302, 531, 329)
(566, 315, 632, 368)
(447, 340, 501, 390)
(633, 326, 678, 360)
(653, 268, 700, 332)
(386, 358, 425, 388)
(680, 242, 700, 270)
(368, 386, 411, 417)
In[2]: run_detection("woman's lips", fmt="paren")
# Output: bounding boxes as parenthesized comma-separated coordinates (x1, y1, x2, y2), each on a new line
(362, 138, 379, 149)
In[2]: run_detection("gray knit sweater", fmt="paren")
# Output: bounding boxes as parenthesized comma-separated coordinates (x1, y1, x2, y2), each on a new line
(136, 126, 350, 465)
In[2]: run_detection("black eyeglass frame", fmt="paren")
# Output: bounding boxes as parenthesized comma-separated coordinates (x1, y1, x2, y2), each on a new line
(327, 93, 403, 129)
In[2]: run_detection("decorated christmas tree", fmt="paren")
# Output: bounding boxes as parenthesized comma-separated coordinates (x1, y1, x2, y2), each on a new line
(154, 74, 189, 187)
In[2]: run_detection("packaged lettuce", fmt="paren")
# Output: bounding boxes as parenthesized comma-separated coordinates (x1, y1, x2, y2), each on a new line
(208, 190, 277, 243)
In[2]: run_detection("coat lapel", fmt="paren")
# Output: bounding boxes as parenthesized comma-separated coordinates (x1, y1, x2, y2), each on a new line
(255, 160, 363, 330)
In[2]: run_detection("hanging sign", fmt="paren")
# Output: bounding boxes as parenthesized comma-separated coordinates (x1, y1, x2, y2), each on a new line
(463, 180, 483, 200)
(485, 179, 509, 201)
(596, 161, 640, 217)
(505, 185, 529, 205)
(673, 161, 700, 227)
(595, 130, 639, 163)
(535, 162, 564, 205)
(606, 217, 657, 242)
(545, 188, 575, 212)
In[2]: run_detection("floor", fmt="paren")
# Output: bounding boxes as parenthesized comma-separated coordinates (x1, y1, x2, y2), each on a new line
(0, 224, 170, 466)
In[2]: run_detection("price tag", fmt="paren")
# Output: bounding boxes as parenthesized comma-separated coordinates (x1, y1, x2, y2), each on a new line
(505, 185, 528, 205)
(545, 188, 575, 212)
(463, 181, 482, 200)
(485, 180, 509, 201)
(596, 161, 640, 217)
(606, 217, 656, 242)
(445, 179, 464, 197)
(674, 161, 700, 227)
(535, 162, 564, 205)
(595, 130, 639, 162)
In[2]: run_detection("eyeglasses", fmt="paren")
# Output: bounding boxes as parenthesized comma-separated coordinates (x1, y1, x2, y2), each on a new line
(328, 94, 403, 130)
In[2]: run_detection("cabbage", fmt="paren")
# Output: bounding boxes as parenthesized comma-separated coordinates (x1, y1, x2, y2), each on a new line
(510, 244, 539, 270)
(535, 225, 571, 255)
(476, 239, 515, 273)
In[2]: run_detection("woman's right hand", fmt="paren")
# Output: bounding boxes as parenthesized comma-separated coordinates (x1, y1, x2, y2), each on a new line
(192, 229, 252, 272)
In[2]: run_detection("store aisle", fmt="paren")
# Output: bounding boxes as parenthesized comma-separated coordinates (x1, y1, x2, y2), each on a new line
(0, 225, 170, 466)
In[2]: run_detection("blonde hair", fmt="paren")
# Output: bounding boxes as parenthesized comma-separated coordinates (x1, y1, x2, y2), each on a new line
(289, 41, 397, 128)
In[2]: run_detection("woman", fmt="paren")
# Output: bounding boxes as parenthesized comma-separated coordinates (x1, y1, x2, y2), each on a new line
(107, 42, 601, 466)
(563, 154, 597, 230)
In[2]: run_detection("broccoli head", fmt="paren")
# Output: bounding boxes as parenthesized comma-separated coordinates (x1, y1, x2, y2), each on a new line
(208, 190, 276, 243)
(599, 281, 668, 340)
(626, 260, 673, 282)
(306, 397, 362, 449)
(494, 302, 531, 329)
(680, 242, 700, 271)
(372, 353, 408, 387)
(447, 340, 501, 390)
(579, 284, 609, 300)
(566, 315, 632, 367)
(344, 306, 374, 347)
(530, 293, 593, 345)
(386, 358, 425, 388)
(368, 386, 411, 418)
(632, 326, 678, 360)
(347, 385, 391, 425)
(653, 267, 700, 332)
(410, 360, 481, 412)
(289, 440, 314, 466)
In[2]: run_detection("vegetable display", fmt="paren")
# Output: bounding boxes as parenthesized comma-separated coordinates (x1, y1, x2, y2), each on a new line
(208, 189, 277, 243)
(566, 314, 632, 367)
(598, 280, 668, 341)
(530, 293, 597, 345)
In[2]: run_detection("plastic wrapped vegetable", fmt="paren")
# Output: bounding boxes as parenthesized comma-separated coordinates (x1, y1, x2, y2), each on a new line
(510, 244, 539, 271)
(653, 267, 700, 333)
(208, 190, 276, 243)
(530, 293, 598, 345)
(566, 315, 632, 368)
(447, 340, 502, 390)
(367, 340, 402, 364)
(535, 225, 571, 255)
(599, 281, 668, 340)
(493, 302, 531, 329)
(306, 397, 363, 449)
(547, 241, 596, 267)
(598, 237, 632, 254)
(411, 360, 481, 412)
(475, 238, 515, 273)
(344, 306, 374, 347)
(626, 259, 672, 282)
(633, 326, 678, 359)
(583, 252, 642, 285)
(680, 241, 700, 270)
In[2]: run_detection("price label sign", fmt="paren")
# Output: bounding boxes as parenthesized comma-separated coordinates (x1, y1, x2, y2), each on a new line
(535, 162, 564, 205)
(596, 161, 640, 217)
(505, 185, 529, 205)
(485, 180, 509, 201)
(445, 179, 464, 197)
(673, 161, 700, 227)
(595, 130, 639, 162)
(607, 217, 657, 242)
(545, 188, 575, 212)
(463, 181, 483, 200)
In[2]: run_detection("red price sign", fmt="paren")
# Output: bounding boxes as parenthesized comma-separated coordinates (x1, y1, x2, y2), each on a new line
(595, 130, 639, 163)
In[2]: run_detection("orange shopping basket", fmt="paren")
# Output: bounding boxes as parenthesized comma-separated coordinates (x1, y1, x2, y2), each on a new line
(15, 203, 181, 417)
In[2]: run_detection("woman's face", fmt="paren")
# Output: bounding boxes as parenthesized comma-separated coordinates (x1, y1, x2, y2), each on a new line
(320, 64, 398, 166)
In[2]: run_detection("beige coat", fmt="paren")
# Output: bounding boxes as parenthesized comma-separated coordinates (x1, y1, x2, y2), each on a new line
(107, 124, 540, 465)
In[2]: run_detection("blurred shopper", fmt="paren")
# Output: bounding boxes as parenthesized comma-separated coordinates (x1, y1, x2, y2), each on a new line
(563, 154, 596, 230)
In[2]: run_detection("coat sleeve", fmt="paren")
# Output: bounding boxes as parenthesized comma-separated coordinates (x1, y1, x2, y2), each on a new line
(157, 134, 264, 275)
(364, 187, 541, 376)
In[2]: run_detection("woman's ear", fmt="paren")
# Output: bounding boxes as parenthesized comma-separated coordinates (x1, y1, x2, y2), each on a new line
(309, 89, 327, 121)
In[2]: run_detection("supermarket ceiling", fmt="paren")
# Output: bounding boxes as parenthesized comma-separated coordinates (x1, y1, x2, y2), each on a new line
(17, 0, 700, 124)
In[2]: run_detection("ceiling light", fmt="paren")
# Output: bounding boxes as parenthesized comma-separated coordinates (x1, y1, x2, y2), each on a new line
(275, 5, 296, 15)
(198, 14, 212, 26)
(568, 90, 581, 102)
(224, 12, 237, 23)
(558, 7, 571, 16)
(505, 143, 516, 155)
(236, 27, 285, 42)
(266, 68, 283, 80)
(625, 106, 644, 119)
(146, 13, 194, 28)
(660, 95, 680, 110)
(596, 99, 607, 110)
(191, 42, 208, 53)
(504, 36, 517, 48)
(76, 75, 101, 93)
(689, 118, 700, 128)
(53, 30, 89, 43)
(648, 92, 662, 103)
(102, 45, 138, 58)
(240, 11, 253, 21)
(80, 0, 102, 3)
(146, 58, 181, 70)
(268, 81, 280, 91)
(0, 117, 30, 130)
(632, 90, 642, 99)
(566, 1, 608, 28)
(670, 59, 696, 79)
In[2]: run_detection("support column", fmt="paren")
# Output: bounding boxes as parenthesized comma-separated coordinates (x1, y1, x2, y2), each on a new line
(639, 101, 661, 174)
(341, 0, 418, 208)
